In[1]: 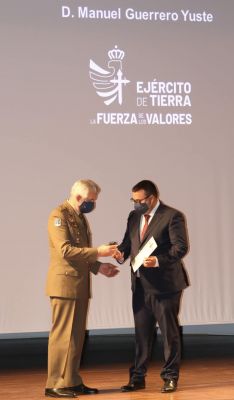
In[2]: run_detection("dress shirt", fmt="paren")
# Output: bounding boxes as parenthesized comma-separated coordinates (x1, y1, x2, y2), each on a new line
(136, 199, 160, 276)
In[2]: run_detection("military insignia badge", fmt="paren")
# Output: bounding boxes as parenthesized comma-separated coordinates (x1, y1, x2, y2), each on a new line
(54, 218, 62, 227)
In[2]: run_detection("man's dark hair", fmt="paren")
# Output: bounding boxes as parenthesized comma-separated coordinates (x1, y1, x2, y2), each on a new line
(132, 180, 159, 197)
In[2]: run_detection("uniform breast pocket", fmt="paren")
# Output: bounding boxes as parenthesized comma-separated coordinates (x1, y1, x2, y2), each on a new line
(56, 270, 80, 278)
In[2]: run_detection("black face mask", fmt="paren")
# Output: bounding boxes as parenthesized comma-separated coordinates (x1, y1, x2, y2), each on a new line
(80, 200, 95, 213)
(134, 202, 149, 214)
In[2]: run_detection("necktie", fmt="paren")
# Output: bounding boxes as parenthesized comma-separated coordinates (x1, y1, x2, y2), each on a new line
(141, 214, 150, 241)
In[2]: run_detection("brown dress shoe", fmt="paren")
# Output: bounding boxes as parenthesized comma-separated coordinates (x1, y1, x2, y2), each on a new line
(161, 379, 177, 393)
(45, 388, 78, 398)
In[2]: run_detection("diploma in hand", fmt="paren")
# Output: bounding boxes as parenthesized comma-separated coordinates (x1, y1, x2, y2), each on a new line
(131, 237, 157, 272)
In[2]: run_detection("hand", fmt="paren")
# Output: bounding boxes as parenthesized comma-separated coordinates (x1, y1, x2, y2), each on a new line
(113, 250, 124, 262)
(97, 244, 118, 257)
(143, 256, 158, 268)
(99, 263, 120, 277)
(107, 242, 124, 261)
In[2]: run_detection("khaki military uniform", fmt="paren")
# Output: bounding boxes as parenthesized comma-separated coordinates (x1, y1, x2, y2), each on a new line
(46, 201, 100, 388)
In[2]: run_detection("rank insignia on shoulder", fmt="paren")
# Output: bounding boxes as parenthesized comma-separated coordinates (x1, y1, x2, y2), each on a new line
(54, 217, 62, 227)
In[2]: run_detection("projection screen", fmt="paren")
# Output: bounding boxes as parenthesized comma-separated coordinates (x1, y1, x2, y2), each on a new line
(0, 0, 233, 334)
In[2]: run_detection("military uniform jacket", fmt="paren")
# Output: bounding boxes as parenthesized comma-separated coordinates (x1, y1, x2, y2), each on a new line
(46, 201, 101, 299)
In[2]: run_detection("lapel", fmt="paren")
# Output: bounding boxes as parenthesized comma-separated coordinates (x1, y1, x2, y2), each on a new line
(139, 202, 165, 247)
(62, 201, 91, 245)
(131, 213, 142, 248)
(81, 214, 92, 246)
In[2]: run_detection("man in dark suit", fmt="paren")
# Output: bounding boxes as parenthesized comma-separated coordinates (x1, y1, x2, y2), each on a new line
(116, 180, 189, 393)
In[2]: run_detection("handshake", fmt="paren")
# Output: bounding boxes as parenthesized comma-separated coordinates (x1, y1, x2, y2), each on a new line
(97, 242, 124, 278)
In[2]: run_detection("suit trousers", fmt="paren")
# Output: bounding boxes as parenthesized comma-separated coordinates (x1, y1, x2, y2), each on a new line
(131, 279, 182, 382)
(46, 296, 89, 388)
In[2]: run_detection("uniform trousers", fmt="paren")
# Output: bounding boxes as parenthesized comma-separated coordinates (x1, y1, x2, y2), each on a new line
(46, 296, 89, 389)
(131, 279, 182, 382)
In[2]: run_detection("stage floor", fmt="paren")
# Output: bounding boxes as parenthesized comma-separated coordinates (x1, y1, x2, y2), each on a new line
(1, 358, 234, 400)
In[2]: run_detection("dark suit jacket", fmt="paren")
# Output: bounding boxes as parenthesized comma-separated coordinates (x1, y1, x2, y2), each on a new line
(118, 201, 189, 295)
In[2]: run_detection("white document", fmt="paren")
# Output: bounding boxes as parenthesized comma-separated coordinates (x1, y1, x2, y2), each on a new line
(131, 237, 157, 272)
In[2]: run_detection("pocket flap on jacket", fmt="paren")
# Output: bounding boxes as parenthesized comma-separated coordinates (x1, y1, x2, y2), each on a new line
(56, 270, 79, 277)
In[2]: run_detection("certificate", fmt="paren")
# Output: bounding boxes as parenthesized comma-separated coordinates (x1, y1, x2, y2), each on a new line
(131, 237, 157, 272)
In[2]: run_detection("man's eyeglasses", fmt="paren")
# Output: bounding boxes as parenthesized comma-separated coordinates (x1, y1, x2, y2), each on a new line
(130, 194, 151, 204)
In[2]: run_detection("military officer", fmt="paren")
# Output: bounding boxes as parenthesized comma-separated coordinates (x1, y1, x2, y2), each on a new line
(45, 179, 120, 398)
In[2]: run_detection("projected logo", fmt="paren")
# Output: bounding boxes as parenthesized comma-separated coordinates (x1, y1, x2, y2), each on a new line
(89, 46, 130, 105)
(89, 45, 192, 125)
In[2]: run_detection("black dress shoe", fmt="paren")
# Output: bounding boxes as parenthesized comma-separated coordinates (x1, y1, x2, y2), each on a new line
(45, 388, 78, 398)
(66, 384, 98, 395)
(121, 380, 145, 392)
(161, 379, 177, 393)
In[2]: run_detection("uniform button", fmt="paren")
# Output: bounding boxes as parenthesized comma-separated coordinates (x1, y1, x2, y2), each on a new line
(65, 271, 68, 276)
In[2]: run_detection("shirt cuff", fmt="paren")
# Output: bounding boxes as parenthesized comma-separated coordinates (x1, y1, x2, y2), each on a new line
(154, 257, 159, 267)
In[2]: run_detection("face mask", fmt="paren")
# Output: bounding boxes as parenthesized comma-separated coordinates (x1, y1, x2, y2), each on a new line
(80, 200, 95, 214)
(134, 202, 149, 214)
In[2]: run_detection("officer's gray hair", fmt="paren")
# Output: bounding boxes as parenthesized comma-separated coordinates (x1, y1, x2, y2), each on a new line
(70, 179, 101, 197)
